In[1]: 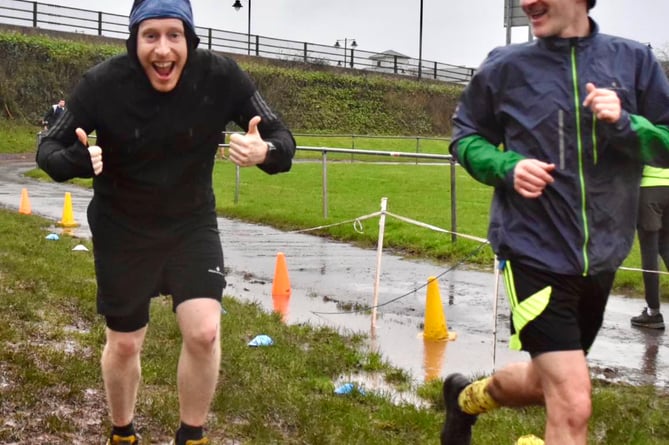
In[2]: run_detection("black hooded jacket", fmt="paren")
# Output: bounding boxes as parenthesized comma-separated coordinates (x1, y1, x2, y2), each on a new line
(37, 49, 295, 247)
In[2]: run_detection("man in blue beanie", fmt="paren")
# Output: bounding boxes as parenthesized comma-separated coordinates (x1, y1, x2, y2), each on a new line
(36, 0, 296, 444)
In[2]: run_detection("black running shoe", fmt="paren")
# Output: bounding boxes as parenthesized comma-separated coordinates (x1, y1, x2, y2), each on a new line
(631, 308, 665, 330)
(441, 373, 478, 445)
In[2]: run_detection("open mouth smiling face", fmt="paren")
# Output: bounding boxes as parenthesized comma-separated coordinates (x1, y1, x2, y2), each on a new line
(522, 0, 550, 32)
(521, 0, 586, 39)
(137, 18, 188, 93)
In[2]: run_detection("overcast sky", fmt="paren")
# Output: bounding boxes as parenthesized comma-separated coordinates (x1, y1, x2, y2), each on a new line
(39, 0, 669, 67)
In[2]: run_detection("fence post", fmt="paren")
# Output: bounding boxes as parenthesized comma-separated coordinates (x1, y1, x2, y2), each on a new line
(234, 165, 240, 205)
(415, 137, 419, 165)
(370, 196, 388, 338)
(97, 11, 102, 35)
(322, 150, 328, 218)
(208, 28, 212, 50)
(303, 42, 307, 63)
(450, 156, 457, 242)
(32, 2, 37, 27)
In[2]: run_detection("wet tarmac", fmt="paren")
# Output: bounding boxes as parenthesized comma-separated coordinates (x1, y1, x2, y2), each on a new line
(0, 160, 667, 390)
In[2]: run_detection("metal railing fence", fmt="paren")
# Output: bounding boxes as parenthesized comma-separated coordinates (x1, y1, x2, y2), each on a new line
(0, 0, 475, 84)
(221, 142, 459, 242)
(36, 130, 459, 241)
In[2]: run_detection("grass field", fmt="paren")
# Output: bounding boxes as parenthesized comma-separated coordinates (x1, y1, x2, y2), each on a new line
(0, 208, 668, 443)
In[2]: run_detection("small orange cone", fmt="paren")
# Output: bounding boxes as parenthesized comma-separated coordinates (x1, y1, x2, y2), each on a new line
(57, 192, 80, 228)
(271, 252, 291, 321)
(18, 188, 31, 215)
(271, 252, 291, 298)
(423, 276, 456, 341)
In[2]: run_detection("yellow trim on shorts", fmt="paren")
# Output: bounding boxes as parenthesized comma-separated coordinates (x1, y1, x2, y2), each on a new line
(502, 261, 552, 351)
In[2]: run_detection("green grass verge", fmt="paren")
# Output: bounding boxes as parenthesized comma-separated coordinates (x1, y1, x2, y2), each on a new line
(0, 119, 41, 153)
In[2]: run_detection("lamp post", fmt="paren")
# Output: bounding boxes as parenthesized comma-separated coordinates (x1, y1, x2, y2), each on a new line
(334, 38, 357, 68)
(232, 0, 251, 55)
(418, 0, 423, 80)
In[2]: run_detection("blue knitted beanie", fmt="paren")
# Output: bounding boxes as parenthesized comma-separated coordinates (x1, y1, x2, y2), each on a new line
(129, 0, 195, 33)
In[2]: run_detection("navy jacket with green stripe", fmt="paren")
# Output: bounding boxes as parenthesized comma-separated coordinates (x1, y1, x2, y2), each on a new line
(451, 19, 669, 276)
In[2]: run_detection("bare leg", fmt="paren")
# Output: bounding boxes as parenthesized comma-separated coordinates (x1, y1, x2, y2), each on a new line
(176, 298, 222, 426)
(101, 327, 147, 426)
(487, 361, 544, 407)
(488, 351, 590, 445)
(535, 351, 590, 445)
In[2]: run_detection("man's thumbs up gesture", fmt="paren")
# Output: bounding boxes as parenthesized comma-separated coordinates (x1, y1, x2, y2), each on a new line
(227, 116, 271, 167)
(76, 128, 103, 175)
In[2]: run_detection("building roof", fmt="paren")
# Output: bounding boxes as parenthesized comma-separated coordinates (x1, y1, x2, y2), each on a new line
(369, 49, 411, 61)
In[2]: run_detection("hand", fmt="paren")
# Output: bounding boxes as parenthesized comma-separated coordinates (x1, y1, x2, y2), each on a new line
(514, 159, 555, 198)
(226, 116, 270, 167)
(76, 128, 103, 176)
(583, 82, 622, 123)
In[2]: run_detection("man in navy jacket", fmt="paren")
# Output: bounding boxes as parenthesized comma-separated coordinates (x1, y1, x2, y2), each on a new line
(441, 0, 669, 444)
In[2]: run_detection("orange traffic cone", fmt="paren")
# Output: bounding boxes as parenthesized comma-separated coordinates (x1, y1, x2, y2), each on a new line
(272, 252, 292, 298)
(18, 188, 31, 215)
(57, 192, 80, 228)
(423, 276, 456, 341)
(271, 252, 291, 321)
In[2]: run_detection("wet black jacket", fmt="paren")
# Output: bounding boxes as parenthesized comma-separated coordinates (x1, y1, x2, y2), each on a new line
(451, 21, 669, 275)
(37, 49, 295, 248)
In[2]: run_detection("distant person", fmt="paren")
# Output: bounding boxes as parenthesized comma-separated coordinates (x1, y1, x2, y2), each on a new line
(632, 165, 668, 330)
(36, 0, 296, 444)
(42, 99, 65, 130)
(441, 0, 669, 444)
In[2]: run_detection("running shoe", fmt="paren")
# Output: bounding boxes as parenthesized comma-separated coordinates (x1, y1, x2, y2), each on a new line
(631, 308, 665, 329)
(440, 373, 478, 445)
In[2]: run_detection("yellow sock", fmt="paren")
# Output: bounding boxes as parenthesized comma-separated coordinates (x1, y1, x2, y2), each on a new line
(457, 377, 499, 415)
(516, 434, 544, 445)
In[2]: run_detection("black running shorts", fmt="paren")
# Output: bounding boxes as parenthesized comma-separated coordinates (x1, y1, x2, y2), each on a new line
(93, 225, 226, 333)
(501, 259, 615, 355)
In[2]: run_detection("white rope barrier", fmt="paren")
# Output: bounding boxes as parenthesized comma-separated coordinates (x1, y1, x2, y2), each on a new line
(619, 266, 669, 276)
(283, 212, 382, 234)
(279, 207, 662, 277)
(384, 211, 488, 244)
